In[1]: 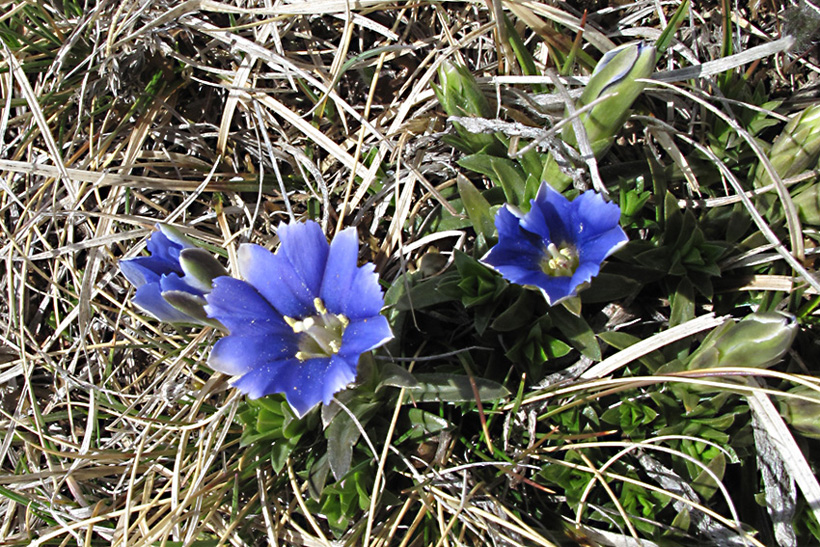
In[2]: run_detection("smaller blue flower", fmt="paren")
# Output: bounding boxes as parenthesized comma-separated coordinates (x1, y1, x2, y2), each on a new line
(482, 181, 627, 305)
(120, 225, 226, 324)
(204, 221, 393, 417)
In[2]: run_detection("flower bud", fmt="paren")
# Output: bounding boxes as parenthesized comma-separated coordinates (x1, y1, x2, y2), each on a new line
(120, 224, 225, 325)
(434, 61, 492, 119)
(571, 41, 657, 150)
(161, 291, 212, 325)
(780, 385, 820, 439)
(543, 42, 656, 190)
(792, 184, 820, 226)
(687, 312, 797, 370)
(433, 61, 503, 155)
(755, 104, 820, 188)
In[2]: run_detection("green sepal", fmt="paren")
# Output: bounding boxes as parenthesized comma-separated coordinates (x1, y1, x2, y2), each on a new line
(179, 248, 228, 291)
(161, 290, 220, 327)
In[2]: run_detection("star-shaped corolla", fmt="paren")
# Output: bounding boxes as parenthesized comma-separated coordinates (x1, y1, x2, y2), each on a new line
(482, 181, 628, 305)
(120, 225, 226, 323)
(204, 221, 393, 417)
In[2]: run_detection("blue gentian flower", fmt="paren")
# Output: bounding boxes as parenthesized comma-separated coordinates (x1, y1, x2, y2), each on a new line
(204, 221, 393, 417)
(482, 181, 628, 305)
(120, 225, 226, 324)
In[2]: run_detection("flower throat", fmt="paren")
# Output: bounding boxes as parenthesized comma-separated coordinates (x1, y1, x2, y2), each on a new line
(285, 298, 349, 361)
(540, 242, 579, 277)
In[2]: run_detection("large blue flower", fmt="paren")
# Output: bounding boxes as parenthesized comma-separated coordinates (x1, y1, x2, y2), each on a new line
(204, 221, 393, 417)
(482, 181, 627, 305)
(120, 225, 226, 324)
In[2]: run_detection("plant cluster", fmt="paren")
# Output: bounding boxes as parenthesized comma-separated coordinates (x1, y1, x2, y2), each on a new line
(2, 0, 820, 545)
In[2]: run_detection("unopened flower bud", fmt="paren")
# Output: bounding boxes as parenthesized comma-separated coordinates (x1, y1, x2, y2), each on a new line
(435, 61, 493, 119)
(780, 385, 820, 439)
(792, 184, 820, 226)
(570, 41, 656, 150)
(543, 42, 656, 190)
(688, 312, 797, 370)
(755, 104, 820, 188)
(120, 224, 225, 325)
(433, 61, 503, 154)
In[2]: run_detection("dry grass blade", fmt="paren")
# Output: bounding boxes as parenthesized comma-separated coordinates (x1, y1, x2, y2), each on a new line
(580, 313, 729, 380)
(748, 385, 820, 526)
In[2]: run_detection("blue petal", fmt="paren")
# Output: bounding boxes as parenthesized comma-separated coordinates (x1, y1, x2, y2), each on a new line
(231, 358, 294, 400)
(491, 207, 548, 255)
(205, 276, 291, 336)
(487, 263, 545, 287)
(278, 221, 329, 300)
(320, 355, 358, 404)
(572, 190, 624, 243)
(159, 273, 203, 296)
(482, 239, 544, 273)
(339, 315, 393, 358)
(578, 227, 628, 264)
(146, 229, 185, 266)
(485, 260, 576, 305)
(238, 244, 314, 318)
(238, 356, 357, 417)
(120, 257, 162, 287)
(209, 334, 297, 377)
(486, 211, 543, 267)
(518, 199, 553, 242)
(535, 276, 577, 305)
(340, 263, 387, 321)
(279, 355, 356, 414)
(133, 282, 195, 322)
(571, 262, 604, 287)
(494, 206, 525, 241)
(320, 227, 359, 315)
(531, 182, 574, 244)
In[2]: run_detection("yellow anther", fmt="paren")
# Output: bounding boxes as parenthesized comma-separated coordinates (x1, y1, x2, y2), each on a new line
(541, 242, 579, 277)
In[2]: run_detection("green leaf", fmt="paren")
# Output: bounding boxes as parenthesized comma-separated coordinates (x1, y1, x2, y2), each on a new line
(270, 437, 301, 475)
(325, 399, 379, 480)
(598, 331, 665, 372)
(307, 454, 331, 500)
(656, 0, 690, 55)
(671, 507, 691, 532)
(404, 408, 451, 441)
(388, 270, 459, 312)
(491, 289, 537, 332)
(550, 305, 602, 361)
(407, 373, 509, 403)
(580, 272, 642, 303)
(670, 277, 695, 327)
(456, 174, 496, 241)
(458, 154, 527, 205)
(377, 362, 419, 390)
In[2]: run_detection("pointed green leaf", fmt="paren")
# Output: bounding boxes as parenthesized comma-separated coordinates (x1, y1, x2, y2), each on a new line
(457, 174, 496, 240)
